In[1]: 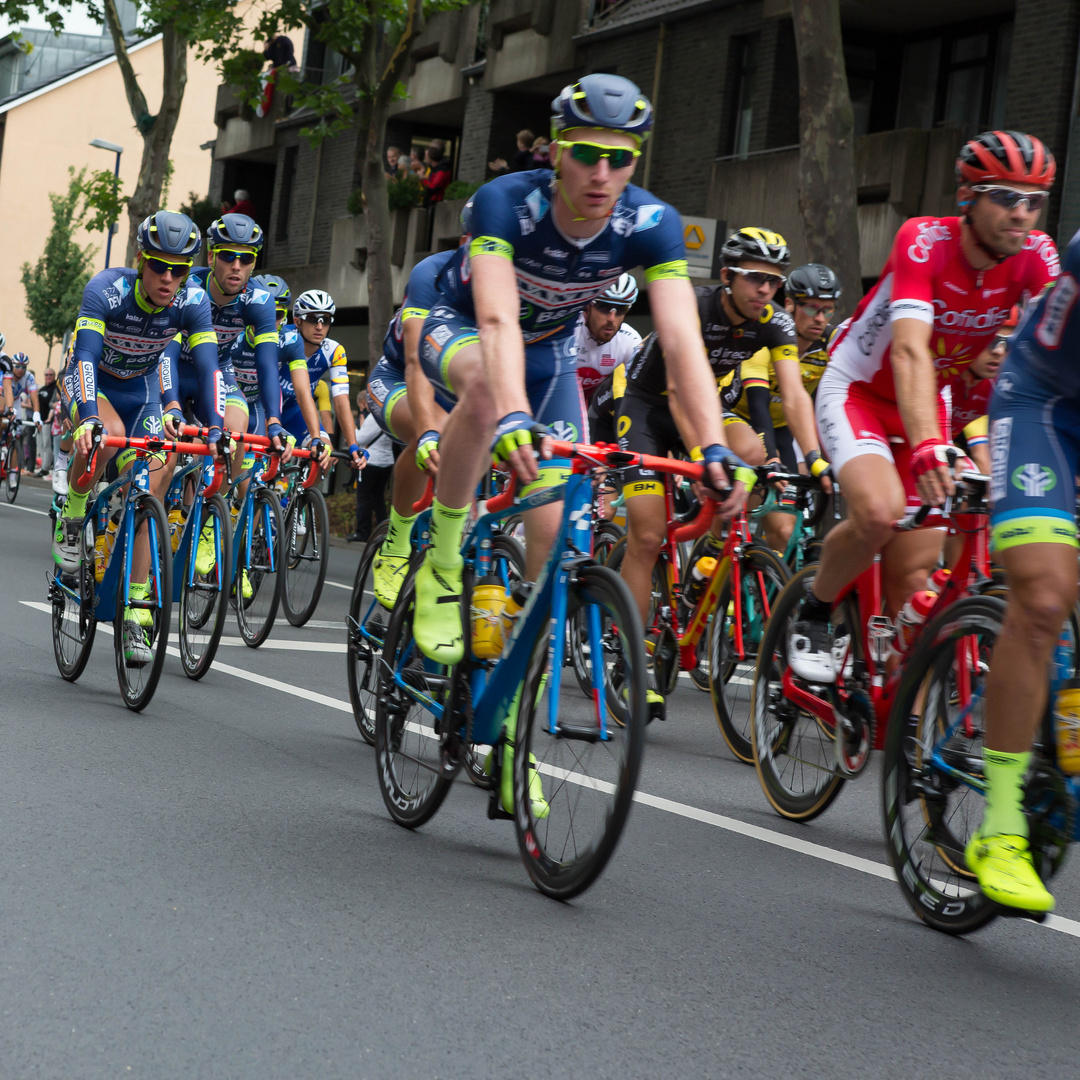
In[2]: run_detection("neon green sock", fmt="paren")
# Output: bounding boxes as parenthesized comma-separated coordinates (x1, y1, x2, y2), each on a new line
(429, 499, 468, 566)
(384, 506, 418, 557)
(63, 487, 89, 519)
(129, 580, 148, 601)
(982, 749, 1030, 837)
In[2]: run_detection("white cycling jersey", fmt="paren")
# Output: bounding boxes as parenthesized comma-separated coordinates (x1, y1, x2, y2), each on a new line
(573, 312, 642, 401)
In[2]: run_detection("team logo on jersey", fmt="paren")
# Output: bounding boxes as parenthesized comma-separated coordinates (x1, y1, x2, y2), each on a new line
(524, 187, 550, 224)
(635, 204, 664, 232)
(143, 415, 162, 436)
(1024, 231, 1060, 277)
(549, 420, 578, 442)
(931, 301, 1010, 333)
(249, 288, 271, 305)
(1012, 463, 1056, 497)
(906, 220, 951, 264)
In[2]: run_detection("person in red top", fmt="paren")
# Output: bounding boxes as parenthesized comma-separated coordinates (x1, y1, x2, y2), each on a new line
(421, 141, 451, 207)
(788, 130, 1058, 684)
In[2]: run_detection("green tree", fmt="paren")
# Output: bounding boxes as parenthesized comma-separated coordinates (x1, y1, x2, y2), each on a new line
(206, 0, 470, 360)
(20, 167, 97, 362)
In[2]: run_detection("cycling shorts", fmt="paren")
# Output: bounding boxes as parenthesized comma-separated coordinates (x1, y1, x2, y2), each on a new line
(247, 398, 266, 439)
(280, 397, 312, 444)
(366, 355, 453, 445)
(61, 366, 163, 439)
(175, 362, 243, 426)
(587, 376, 617, 447)
(815, 365, 948, 514)
(615, 386, 682, 497)
(419, 306, 587, 443)
(989, 363, 1080, 552)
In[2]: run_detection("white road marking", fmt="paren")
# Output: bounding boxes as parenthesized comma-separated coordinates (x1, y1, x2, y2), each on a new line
(21, 598, 1080, 940)
(1, 501, 48, 516)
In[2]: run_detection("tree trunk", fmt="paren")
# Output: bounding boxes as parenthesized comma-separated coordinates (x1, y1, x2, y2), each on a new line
(101, 0, 189, 265)
(791, 0, 863, 313)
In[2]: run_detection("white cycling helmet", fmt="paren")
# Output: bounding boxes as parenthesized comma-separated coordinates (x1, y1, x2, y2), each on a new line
(0, 331, 7, 352)
(293, 289, 336, 319)
(596, 273, 639, 308)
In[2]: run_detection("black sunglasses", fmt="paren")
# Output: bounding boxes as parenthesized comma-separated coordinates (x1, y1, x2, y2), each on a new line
(301, 314, 333, 326)
(590, 302, 631, 316)
(215, 250, 257, 265)
(972, 185, 1050, 213)
(144, 257, 192, 277)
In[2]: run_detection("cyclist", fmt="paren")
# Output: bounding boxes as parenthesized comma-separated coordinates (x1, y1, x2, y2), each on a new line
(730, 262, 840, 551)
(52, 210, 223, 665)
(0, 333, 13, 415)
(228, 273, 291, 443)
(10, 353, 42, 432)
(787, 130, 1058, 689)
(366, 247, 457, 608)
(574, 273, 642, 403)
(279, 289, 361, 466)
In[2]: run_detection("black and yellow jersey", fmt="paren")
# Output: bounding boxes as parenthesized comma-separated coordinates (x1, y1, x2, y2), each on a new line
(727, 333, 831, 429)
(624, 285, 798, 398)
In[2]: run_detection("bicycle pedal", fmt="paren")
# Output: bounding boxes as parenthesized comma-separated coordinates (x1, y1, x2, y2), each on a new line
(486, 787, 514, 821)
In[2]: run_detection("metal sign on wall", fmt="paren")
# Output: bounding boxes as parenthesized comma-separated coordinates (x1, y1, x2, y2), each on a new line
(681, 216, 725, 278)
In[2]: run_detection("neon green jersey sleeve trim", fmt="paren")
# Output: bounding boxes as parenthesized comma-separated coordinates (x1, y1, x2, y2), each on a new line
(253, 331, 279, 345)
(188, 331, 217, 349)
(470, 236, 514, 260)
(645, 260, 689, 283)
(402, 306, 429, 323)
(75, 316, 105, 335)
(288, 358, 309, 372)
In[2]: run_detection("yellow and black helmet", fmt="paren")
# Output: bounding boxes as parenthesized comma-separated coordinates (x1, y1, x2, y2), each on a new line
(720, 227, 790, 269)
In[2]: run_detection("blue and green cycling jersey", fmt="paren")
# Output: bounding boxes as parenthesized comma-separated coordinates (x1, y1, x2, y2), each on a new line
(382, 249, 458, 375)
(277, 332, 346, 404)
(432, 169, 688, 343)
(70, 267, 220, 426)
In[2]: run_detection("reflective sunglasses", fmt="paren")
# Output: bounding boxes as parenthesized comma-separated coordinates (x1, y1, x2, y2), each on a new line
(558, 140, 641, 170)
(727, 266, 786, 288)
(144, 256, 192, 277)
(214, 248, 258, 265)
(301, 314, 333, 326)
(972, 185, 1050, 213)
(990, 333, 1013, 350)
(590, 301, 631, 316)
(796, 301, 836, 318)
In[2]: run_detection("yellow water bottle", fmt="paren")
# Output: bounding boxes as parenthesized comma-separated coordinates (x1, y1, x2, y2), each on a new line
(471, 576, 509, 659)
(682, 556, 717, 610)
(95, 513, 120, 583)
(1055, 677, 1080, 774)
(168, 507, 186, 553)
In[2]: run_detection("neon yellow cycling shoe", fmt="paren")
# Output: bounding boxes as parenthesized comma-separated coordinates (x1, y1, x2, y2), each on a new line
(965, 831, 1055, 913)
(195, 523, 216, 575)
(500, 743, 549, 819)
(124, 604, 154, 628)
(622, 685, 667, 723)
(240, 569, 253, 600)
(373, 550, 409, 609)
(413, 555, 464, 664)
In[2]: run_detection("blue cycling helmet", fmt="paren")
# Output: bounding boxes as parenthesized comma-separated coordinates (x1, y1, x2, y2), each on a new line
(253, 274, 290, 306)
(137, 211, 202, 258)
(207, 213, 265, 252)
(11, 351, 28, 368)
(551, 74, 653, 144)
(459, 195, 475, 237)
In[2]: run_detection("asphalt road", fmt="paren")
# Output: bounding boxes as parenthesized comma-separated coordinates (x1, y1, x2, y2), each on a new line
(3, 479, 1080, 1079)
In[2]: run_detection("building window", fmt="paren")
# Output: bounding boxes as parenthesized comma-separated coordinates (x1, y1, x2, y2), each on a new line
(276, 145, 298, 243)
(727, 34, 759, 159)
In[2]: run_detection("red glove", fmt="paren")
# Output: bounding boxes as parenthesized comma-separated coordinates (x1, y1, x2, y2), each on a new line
(910, 439, 972, 481)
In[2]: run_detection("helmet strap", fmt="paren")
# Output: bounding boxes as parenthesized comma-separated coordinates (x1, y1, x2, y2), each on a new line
(719, 272, 752, 323)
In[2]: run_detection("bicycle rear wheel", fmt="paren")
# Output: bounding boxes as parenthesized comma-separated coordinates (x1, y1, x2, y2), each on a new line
(348, 521, 389, 745)
(5, 439, 20, 502)
(114, 495, 173, 712)
(51, 518, 96, 681)
(179, 494, 232, 680)
(282, 486, 330, 627)
(709, 544, 790, 763)
(374, 566, 455, 827)
(514, 564, 648, 899)
(882, 595, 1004, 935)
(236, 488, 284, 648)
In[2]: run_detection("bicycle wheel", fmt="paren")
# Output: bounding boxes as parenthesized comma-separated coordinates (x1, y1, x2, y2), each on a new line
(179, 494, 232, 680)
(348, 521, 389, 745)
(114, 495, 173, 712)
(710, 544, 791, 763)
(514, 564, 648, 899)
(881, 595, 1004, 935)
(374, 566, 455, 827)
(236, 488, 284, 648)
(51, 517, 96, 681)
(282, 486, 330, 627)
(5, 438, 20, 502)
(750, 564, 847, 820)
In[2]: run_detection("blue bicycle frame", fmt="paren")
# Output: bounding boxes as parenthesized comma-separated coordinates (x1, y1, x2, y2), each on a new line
(226, 455, 278, 582)
(167, 454, 227, 602)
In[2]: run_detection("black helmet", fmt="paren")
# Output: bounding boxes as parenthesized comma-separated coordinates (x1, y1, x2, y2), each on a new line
(253, 274, 290, 306)
(786, 263, 842, 302)
(137, 211, 202, 258)
(207, 213, 265, 252)
(720, 227, 789, 269)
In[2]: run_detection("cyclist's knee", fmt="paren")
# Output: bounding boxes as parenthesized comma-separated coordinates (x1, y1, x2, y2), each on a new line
(626, 518, 665, 560)
(848, 496, 902, 548)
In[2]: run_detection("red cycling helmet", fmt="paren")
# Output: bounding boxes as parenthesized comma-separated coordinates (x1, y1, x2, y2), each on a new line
(956, 130, 1056, 189)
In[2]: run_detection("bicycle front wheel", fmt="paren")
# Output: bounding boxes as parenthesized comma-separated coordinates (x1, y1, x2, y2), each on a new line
(5, 438, 21, 502)
(51, 518, 96, 681)
(114, 495, 173, 712)
(282, 486, 330, 627)
(348, 521, 389, 745)
(514, 564, 648, 900)
(236, 488, 284, 648)
(179, 494, 232, 680)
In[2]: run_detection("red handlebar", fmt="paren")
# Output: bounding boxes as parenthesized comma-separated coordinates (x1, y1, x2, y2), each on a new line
(74, 434, 216, 488)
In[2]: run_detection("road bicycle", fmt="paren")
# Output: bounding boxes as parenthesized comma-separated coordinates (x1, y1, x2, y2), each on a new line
(1, 410, 23, 503)
(49, 431, 214, 711)
(374, 442, 708, 899)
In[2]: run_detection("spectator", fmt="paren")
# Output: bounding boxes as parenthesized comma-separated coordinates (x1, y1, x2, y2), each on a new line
(36, 367, 58, 475)
(221, 188, 258, 217)
(263, 35, 297, 71)
(19, 373, 36, 472)
(421, 140, 452, 208)
(48, 393, 63, 483)
(531, 136, 551, 168)
(489, 129, 536, 175)
(386, 146, 405, 180)
(408, 147, 424, 175)
(347, 396, 395, 543)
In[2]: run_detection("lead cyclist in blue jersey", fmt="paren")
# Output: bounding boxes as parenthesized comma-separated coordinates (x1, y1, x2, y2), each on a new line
(52, 210, 224, 663)
(965, 227, 1080, 913)
(410, 73, 750, 677)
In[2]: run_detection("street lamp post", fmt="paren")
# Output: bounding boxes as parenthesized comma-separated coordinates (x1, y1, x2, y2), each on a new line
(89, 138, 124, 269)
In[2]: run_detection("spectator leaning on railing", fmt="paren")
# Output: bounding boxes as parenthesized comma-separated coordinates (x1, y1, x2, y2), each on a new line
(421, 140, 451, 207)
(488, 129, 535, 176)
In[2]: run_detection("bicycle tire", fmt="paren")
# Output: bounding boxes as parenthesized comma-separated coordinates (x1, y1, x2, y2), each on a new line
(881, 595, 1004, 935)
(750, 564, 846, 821)
(709, 544, 791, 763)
(114, 494, 173, 712)
(236, 488, 284, 648)
(347, 521, 389, 745)
(51, 518, 96, 681)
(4, 438, 20, 502)
(179, 494, 232, 681)
(282, 486, 330, 627)
(514, 563, 648, 899)
(374, 563, 455, 827)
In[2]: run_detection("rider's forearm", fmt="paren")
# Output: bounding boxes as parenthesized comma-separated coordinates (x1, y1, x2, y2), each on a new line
(780, 386, 820, 458)
(480, 317, 529, 417)
(664, 342, 725, 449)
(667, 387, 699, 451)
(290, 368, 323, 438)
(892, 342, 944, 445)
(333, 395, 357, 445)
(404, 322, 442, 435)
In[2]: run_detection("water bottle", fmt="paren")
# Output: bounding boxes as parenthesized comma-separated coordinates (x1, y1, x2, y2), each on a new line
(682, 556, 717, 610)
(499, 582, 533, 649)
(471, 576, 510, 659)
(927, 567, 951, 594)
(168, 506, 187, 553)
(94, 511, 121, 583)
(1053, 626, 1080, 774)
(894, 590, 938, 654)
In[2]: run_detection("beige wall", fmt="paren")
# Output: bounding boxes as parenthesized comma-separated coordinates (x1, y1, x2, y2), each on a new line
(0, 37, 219, 368)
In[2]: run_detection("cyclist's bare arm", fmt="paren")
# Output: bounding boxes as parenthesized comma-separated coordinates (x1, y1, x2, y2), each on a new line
(774, 358, 832, 491)
(290, 366, 324, 440)
(404, 318, 444, 440)
(666, 384, 699, 452)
